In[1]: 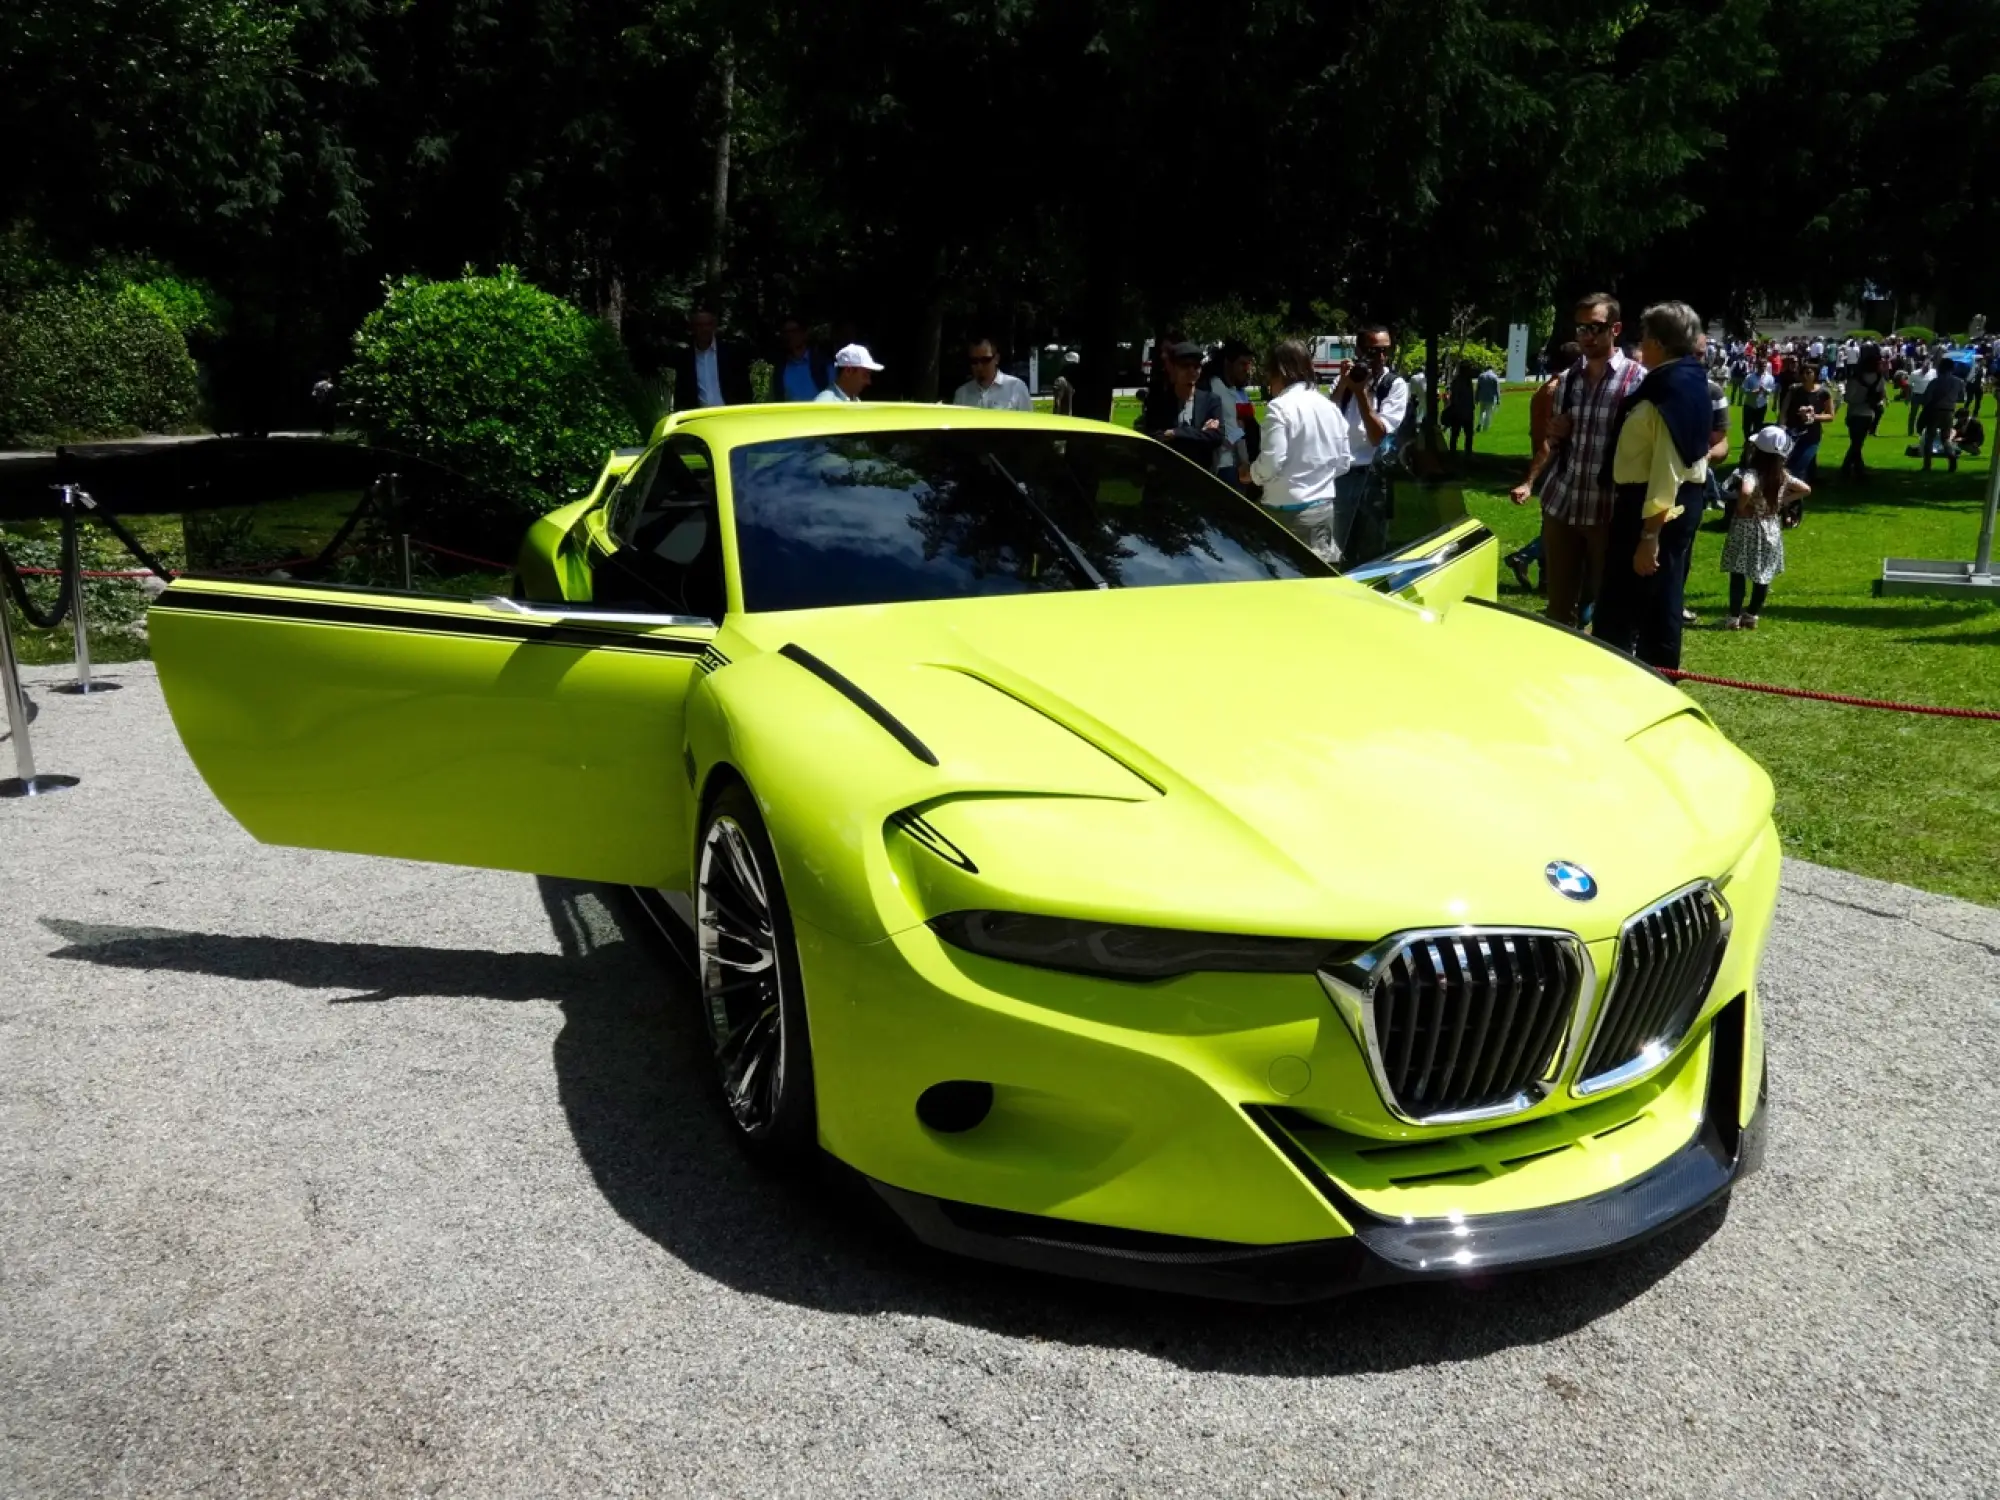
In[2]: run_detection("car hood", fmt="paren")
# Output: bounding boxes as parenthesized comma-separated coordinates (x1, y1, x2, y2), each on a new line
(734, 580, 1774, 941)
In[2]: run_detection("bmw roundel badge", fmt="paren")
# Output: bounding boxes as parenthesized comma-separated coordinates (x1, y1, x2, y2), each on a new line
(1546, 860, 1597, 901)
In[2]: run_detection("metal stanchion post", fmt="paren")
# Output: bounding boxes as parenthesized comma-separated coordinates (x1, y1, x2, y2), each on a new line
(52, 485, 117, 697)
(1975, 445, 1998, 582)
(0, 576, 80, 798)
(399, 533, 413, 591)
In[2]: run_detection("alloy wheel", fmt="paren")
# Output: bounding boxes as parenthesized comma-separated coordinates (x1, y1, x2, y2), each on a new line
(696, 814, 787, 1136)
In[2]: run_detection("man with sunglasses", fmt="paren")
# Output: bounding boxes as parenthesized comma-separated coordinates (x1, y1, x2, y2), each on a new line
(951, 337, 1033, 411)
(1331, 325, 1409, 566)
(1535, 293, 1645, 627)
(1143, 340, 1229, 468)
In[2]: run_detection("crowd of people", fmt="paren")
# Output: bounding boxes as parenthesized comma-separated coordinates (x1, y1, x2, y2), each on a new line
(1700, 330, 1989, 478)
(664, 298, 1981, 674)
(1500, 293, 1921, 663)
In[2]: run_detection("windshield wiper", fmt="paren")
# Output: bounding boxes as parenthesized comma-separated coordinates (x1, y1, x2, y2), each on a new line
(982, 451, 1109, 590)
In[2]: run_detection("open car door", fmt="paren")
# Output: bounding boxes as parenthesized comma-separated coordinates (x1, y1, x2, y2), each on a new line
(1344, 516, 1499, 611)
(149, 578, 714, 888)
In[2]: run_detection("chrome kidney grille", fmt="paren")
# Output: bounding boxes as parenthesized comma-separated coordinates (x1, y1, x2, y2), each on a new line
(1322, 932, 1590, 1125)
(1575, 882, 1732, 1096)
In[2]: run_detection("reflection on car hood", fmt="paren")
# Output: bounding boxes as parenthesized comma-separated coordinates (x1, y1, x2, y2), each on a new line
(739, 579, 1773, 939)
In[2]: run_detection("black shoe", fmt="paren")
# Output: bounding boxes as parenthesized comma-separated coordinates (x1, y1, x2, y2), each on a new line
(1506, 551, 1534, 590)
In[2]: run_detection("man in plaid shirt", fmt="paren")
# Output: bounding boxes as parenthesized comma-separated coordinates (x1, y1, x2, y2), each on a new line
(1537, 294, 1646, 627)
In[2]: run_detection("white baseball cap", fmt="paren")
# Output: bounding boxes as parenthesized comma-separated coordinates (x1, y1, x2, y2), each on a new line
(1751, 424, 1793, 457)
(833, 343, 884, 371)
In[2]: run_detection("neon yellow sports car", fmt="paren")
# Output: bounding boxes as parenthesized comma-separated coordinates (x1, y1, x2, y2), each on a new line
(149, 404, 1774, 1301)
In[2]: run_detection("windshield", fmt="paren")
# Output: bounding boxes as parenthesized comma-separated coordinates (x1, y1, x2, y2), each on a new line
(727, 428, 1330, 612)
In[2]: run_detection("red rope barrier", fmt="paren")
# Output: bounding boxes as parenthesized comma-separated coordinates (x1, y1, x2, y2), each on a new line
(408, 538, 514, 572)
(1663, 669, 2000, 721)
(13, 545, 374, 581)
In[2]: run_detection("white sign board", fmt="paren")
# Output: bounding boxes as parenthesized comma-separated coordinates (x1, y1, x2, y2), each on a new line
(1506, 323, 1529, 383)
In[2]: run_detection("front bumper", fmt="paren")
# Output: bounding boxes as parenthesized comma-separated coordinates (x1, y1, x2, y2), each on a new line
(870, 997, 1766, 1304)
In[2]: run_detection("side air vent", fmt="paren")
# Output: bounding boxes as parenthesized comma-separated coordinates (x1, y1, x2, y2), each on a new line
(890, 809, 977, 873)
(779, 643, 938, 766)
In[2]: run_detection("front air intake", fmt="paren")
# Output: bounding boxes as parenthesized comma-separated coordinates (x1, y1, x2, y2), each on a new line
(1322, 931, 1590, 1125)
(1575, 883, 1731, 1096)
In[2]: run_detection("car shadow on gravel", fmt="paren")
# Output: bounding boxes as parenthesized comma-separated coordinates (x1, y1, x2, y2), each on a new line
(43, 880, 1729, 1376)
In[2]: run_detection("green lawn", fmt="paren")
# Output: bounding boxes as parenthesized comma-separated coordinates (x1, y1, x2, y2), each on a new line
(1451, 386, 1999, 908)
(6, 391, 1996, 905)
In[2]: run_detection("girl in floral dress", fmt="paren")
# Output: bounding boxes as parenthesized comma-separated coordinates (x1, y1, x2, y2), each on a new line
(1721, 425, 1809, 630)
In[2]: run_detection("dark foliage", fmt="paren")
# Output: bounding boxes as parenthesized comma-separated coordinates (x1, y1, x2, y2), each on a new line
(0, 283, 201, 446)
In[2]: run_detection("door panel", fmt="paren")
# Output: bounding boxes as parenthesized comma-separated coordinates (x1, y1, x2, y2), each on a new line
(150, 580, 711, 888)
(1345, 517, 1498, 610)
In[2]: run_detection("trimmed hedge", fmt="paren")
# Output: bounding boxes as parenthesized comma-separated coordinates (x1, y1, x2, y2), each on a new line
(122, 274, 227, 340)
(0, 284, 201, 446)
(1894, 325, 1938, 342)
(1397, 338, 1509, 381)
(342, 268, 652, 513)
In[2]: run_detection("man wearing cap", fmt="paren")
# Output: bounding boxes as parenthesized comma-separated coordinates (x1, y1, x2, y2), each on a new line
(817, 344, 883, 402)
(952, 338, 1033, 411)
(1141, 341, 1228, 468)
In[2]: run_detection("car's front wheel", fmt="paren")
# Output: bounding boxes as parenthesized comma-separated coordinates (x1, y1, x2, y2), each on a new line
(695, 782, 817, 1164)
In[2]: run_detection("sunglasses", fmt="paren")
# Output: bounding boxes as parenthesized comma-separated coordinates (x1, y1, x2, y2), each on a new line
(970, 354, 996, 365)
(1575, 321, 1613, 336)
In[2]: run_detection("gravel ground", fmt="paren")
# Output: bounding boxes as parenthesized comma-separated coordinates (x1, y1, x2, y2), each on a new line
(3, 663, 1996, 1498)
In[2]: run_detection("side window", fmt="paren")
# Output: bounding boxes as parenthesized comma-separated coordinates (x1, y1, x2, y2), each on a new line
(668, 438, 713, 497)
(591, 433, 726, 619)
(604, 448, 667, 543)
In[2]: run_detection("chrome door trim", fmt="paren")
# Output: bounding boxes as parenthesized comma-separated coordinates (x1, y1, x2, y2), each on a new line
(479, 596, 716, 630)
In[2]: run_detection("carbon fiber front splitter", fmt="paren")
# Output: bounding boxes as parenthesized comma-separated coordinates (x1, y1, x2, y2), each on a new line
(870, 997, 1765, 1305)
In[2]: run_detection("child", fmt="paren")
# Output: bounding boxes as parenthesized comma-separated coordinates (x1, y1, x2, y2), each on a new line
(1721, 426, 1809, 630)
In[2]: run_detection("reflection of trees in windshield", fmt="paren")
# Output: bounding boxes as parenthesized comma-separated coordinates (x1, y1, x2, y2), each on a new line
(902, 466, 1081, 590)
(729, 430, 1325, 613)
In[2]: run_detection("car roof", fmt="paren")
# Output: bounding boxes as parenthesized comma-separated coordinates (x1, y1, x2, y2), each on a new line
(655, 401, 1141, 452)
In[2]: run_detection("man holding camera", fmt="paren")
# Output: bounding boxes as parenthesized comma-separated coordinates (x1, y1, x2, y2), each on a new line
(1332, 325, 1409, 566)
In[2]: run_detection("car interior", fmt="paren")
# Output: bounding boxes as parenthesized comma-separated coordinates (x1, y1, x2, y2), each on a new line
(595, 437, 727, 621)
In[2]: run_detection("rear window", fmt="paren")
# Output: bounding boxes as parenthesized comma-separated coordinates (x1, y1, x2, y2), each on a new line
(727, 428, 1327, 612)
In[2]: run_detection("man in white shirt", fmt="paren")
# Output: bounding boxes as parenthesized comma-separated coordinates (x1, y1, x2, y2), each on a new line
(951, 338, 1032, 411)
(1740, 358, 1776, 447)
(1330, 324, 1410, 565)
(816, 344, 883, 402)
(1248, 340, 1352, 562)
(1906, 359, 1934, 435)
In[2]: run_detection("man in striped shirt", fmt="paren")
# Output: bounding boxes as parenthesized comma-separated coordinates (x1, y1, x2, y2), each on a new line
(1537, 294, 1646, 627)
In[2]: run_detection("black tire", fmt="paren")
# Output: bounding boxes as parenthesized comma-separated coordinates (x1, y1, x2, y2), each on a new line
(694, 781, 818, 1165)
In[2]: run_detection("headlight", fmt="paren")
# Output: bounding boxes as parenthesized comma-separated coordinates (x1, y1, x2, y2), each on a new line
(928, 910, 1354, 980)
